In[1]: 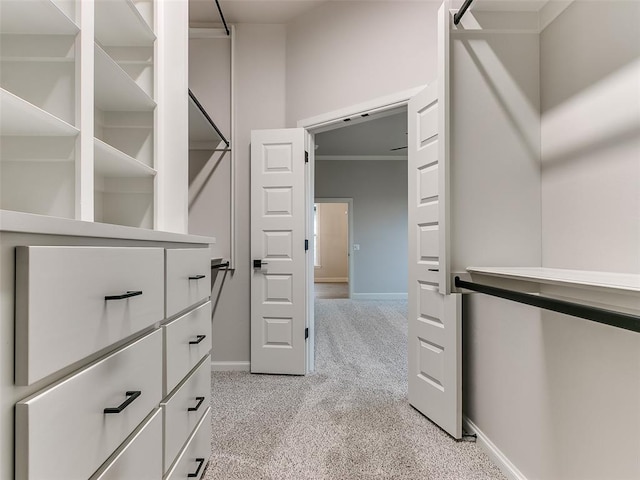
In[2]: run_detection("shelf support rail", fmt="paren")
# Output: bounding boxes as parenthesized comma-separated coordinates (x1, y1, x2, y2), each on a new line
(188, 89, 230, 147)
(214, 0, 230, 36)
(454, 277, 640, 334)
(453, 0, 475, 25)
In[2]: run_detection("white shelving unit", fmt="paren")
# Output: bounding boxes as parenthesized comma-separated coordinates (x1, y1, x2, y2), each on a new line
(0, 0, 172, 229)
(92, 0, 157, 228)
(0, 0, 79, 219)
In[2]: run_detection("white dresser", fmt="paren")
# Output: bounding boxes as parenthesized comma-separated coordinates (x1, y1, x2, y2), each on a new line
(0, 214, 215, 480)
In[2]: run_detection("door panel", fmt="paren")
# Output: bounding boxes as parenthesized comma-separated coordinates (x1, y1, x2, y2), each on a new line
(408, 83, 462, 439)
(250, 129, 307, 375)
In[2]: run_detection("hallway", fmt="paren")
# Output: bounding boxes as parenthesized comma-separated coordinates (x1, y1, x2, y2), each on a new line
(206, 299, 506, 479)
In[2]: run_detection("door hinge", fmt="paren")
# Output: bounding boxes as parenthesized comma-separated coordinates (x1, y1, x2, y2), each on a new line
(305, 151, 309, 163)
(305, 327, 309, 339)
(305, 239, 309, 251)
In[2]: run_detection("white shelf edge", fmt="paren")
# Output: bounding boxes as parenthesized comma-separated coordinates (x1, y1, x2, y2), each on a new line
(94, 44, 156, 111)
(0, 88, 79, 137)
(0, 57, 75, 63)
(0, 210, 215, 245)
(94, 138, 156, 178)
(467, 266, 640, 294)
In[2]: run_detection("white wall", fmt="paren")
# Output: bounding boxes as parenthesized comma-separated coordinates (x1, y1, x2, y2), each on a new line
(314, 203, 349, 282)
(464, 2, 640, 480)
(315, 160, 407, 296)
(285, 1, 439, 125)
(210, 24, 287, 365)
(538, 2, 640, 478)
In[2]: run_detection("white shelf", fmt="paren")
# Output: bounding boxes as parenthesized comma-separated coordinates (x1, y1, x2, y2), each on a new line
(94, 138, 156, 178)
(0, 210, 215, 244)
(467, 267, 640, 295)
(95, 44, 156, 112)
(0, 88, 79, 137)
(95, 0, 155, 47)
(0, 0, 79, 35)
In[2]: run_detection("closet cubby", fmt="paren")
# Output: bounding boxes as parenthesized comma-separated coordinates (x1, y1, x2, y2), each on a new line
(93, 0, 157, 228)
(0, 0, 79, 219)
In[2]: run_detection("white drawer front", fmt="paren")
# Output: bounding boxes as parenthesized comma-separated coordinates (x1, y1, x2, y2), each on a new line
(164, 301, 211, 395)
(162, 355, 211, 473)
(16, 329, 163, 480)
(165, 248, 211, 318)
(165, 408, 212, 480)
(15, 246, 164, 385)
(90, 409, 162, 480)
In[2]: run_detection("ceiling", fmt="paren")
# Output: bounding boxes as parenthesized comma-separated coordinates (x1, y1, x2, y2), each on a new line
(189, 0, 325, 25)
(189, 0, 552, 25)
(315, 110, 408, 160)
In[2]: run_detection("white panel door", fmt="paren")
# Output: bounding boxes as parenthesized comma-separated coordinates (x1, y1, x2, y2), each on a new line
(408, 83, 462, 439)
(251, 129, 307, 374)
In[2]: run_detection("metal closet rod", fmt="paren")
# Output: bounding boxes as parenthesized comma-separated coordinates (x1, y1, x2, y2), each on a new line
(211, 261, 230, 270)
(188, 89, 230, 147)
(214, 0, 230, 36)
(454, 277, 640, 334)
(453, 0, 475, 25)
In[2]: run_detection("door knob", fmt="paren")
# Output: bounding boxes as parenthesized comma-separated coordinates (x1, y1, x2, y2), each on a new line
(253, 259, 268, 269)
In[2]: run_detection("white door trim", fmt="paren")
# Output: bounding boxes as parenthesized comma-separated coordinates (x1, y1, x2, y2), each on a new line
(299, 89, 423, 373)
(297, 86, 426, 133)
(314, 198, 354, 299)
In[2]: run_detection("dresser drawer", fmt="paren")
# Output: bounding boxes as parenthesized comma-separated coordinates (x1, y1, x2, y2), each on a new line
(15, 246, 164, 385)
(165, 248, 211, 318)
(90, 409, 162, 480)
(165, 408, 212, 480)
(16, 329, 163, 480)
(162, 355, 211, 473)
(163, 301, 211, 395)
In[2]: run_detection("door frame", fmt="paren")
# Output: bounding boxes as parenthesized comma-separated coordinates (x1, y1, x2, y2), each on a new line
(298, 86, 425, 372)
(314, 198, 354, 298)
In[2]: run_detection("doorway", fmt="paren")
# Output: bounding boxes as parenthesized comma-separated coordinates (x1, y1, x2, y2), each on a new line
(301, 89, 417, 372)
(313, 199, 353, 299)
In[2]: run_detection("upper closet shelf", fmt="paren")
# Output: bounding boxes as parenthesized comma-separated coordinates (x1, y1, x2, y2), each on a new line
(188, 89, 229, 150)
(95, 45, 156, 112)
(0, 88, 79, 137)
(94, 138, 156, 178)
(94, 0, 155, 47)
(467, 267, 640, 295)
(0, 0, 79, 35)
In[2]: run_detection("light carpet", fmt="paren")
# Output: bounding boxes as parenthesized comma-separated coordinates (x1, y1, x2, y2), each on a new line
(204, 299, 506, 480)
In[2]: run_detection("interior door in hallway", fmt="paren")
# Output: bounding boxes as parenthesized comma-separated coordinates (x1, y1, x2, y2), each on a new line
(407, 83, 462, 438)
(250, 129, 307, 374)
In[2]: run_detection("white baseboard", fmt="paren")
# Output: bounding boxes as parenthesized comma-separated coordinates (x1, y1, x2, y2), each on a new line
(463, 416, 528, 480)
(351, 293, 408, 300)
(314, 278, 348, 283)
(211, 361, 250, 372)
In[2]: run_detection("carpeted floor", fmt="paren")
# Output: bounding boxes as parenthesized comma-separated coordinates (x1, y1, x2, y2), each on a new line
(204, 299, 507, 480)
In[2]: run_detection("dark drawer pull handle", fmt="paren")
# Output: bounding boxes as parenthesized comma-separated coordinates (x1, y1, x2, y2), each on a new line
(189, 275, 206, 280)
(188, 458, 205, 478)
(189, 335, 206, 345)
(188, 396, 205, 412)
(104, 391, 141, 414)
(428, 269, 439, 272)
(105, 291, 143, 301)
